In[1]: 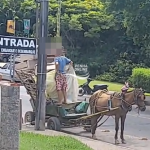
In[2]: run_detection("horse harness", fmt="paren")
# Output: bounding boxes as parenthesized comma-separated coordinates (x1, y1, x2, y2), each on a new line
(90, 89, 144, 113)
(119, 89, 145, 111)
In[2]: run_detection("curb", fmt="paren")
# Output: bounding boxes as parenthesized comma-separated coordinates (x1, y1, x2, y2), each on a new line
(145, 96, 150, 106)
(61, 129, 135, 150)
(145, 101, 150, 106)
(22, 126, 134, 150)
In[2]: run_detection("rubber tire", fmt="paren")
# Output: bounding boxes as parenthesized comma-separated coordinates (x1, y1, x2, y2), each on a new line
(78, 87, 85, 96)
(47, 117, 61, 131)
(24, 111, 35, 124)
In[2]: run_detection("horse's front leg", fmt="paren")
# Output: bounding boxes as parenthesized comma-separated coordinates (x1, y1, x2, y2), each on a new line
(120, 115, 126, 144)
(91, 115, 99, 140)
(115, 116, 120, 144)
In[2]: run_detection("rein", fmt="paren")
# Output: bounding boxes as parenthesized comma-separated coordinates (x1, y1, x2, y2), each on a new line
(121, 89, 143, 112)
(91, 89, 143, 112)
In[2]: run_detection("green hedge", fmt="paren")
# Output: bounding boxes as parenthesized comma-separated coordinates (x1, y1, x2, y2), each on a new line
(131, 68, 150, 92)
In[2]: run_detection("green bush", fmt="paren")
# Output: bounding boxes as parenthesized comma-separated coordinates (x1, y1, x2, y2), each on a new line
(95, 72, 117, 82)
(127, 76, 134, 87)
(131, 68, 150, 92)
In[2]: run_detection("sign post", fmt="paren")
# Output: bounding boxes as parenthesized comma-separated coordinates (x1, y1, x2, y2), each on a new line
(0, 35, 37, 55)
(0, 35, 37, 80)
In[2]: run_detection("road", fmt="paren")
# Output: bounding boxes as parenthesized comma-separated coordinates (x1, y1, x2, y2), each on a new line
(14, 87, 150, 149)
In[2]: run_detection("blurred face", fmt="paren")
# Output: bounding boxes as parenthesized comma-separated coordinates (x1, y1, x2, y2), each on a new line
(62, 52, 65, 56)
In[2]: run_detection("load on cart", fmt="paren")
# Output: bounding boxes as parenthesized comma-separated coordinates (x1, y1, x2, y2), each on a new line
(45, 64, 79, 104)
(16, 63, 90, 130)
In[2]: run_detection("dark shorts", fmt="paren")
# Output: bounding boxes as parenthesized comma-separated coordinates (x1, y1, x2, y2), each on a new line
(55, 73, 67, 91)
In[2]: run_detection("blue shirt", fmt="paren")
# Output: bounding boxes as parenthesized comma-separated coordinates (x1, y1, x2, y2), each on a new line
(54, 56, 71, 73)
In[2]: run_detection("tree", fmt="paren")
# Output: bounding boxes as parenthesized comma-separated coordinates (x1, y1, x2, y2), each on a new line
(0, 0, 148, 82)
(0, 0, 36, 36)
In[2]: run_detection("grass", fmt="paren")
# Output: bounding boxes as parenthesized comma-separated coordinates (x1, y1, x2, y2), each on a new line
(78, 79, 123, 92)
(20, 132, 92, 150)
(78, 79, 150, 96)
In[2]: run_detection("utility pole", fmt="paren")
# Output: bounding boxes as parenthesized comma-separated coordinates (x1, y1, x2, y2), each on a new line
(35, 2, 39, 39)
(56, 0, 61, 37)
(10, 18, 16, 81)
(35, 0, 49, 131)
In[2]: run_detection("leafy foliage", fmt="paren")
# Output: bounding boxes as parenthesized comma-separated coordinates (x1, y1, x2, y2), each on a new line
(131, 68, 150, 93)
(0, 0, 150, 83)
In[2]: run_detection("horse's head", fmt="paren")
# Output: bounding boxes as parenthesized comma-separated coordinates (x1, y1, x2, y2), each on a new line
(133, 88, 146, 111)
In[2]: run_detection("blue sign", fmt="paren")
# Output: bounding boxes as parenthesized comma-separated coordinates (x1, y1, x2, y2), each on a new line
(24, 19, 30, 34)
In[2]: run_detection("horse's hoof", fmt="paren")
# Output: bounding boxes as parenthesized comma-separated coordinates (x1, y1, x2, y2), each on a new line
(115, 139, 120, 145)
(92, 135, 97, 140)
(122, 139, 126, 144)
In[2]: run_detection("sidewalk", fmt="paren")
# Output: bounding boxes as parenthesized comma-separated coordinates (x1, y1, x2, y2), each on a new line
(145, 96, 150, 106)
(22, 125, 134, 150)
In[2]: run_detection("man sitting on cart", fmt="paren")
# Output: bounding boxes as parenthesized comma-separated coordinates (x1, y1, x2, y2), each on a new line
(54, 47, 73, 104)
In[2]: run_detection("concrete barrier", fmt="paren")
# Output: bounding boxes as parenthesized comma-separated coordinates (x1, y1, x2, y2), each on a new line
(0, 82, 20, 150)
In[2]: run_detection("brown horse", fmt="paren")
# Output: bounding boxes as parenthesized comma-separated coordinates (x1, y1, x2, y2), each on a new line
(89, 88, 146, 144)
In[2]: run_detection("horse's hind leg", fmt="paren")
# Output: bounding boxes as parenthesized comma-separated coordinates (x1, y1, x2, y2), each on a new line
(91, 115, 99, 140)
(120, 115, 126, 144)
(115, 116, 120, 144)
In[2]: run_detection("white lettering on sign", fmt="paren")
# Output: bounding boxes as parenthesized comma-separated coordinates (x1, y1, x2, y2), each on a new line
(0, 38, 35, 48)
(18, 49, 35, 54)
(74, 64, 88, 72)
(0, 48, 35, 54)
(1, 48, 16, 53)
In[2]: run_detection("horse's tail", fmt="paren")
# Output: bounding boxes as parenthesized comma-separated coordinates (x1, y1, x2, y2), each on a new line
(89, 91, 102, 114)
(89, 95, 96, 114)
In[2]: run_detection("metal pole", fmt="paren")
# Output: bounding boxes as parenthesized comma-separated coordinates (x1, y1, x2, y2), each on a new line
(12, 54, 16, 79)
(19, 98, 22, 130)
(56, 0, 61, 37)
(9, 55, 13, 78)
(10, 20, 16, 81)
(35, 0, 48, 131)
(36, 2, 39, 39)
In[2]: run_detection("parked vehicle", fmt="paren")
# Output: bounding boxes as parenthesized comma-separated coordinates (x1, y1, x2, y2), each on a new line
(0, 54, 11, 62)
(8, 55, 21, 64)
(0, 63, 20, 82)
(78, 78, 108, 96)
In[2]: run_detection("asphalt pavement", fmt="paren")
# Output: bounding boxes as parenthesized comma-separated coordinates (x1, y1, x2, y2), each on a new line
(2, 86, 150, 150)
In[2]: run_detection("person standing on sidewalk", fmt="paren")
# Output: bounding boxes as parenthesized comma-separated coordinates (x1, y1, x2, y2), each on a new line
(54, 48, 73, 104)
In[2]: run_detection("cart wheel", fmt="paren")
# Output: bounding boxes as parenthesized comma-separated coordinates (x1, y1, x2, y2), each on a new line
(78, 87, 85, 96)
(24, 111, 35, 124)
(47, 117, 61, 131)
